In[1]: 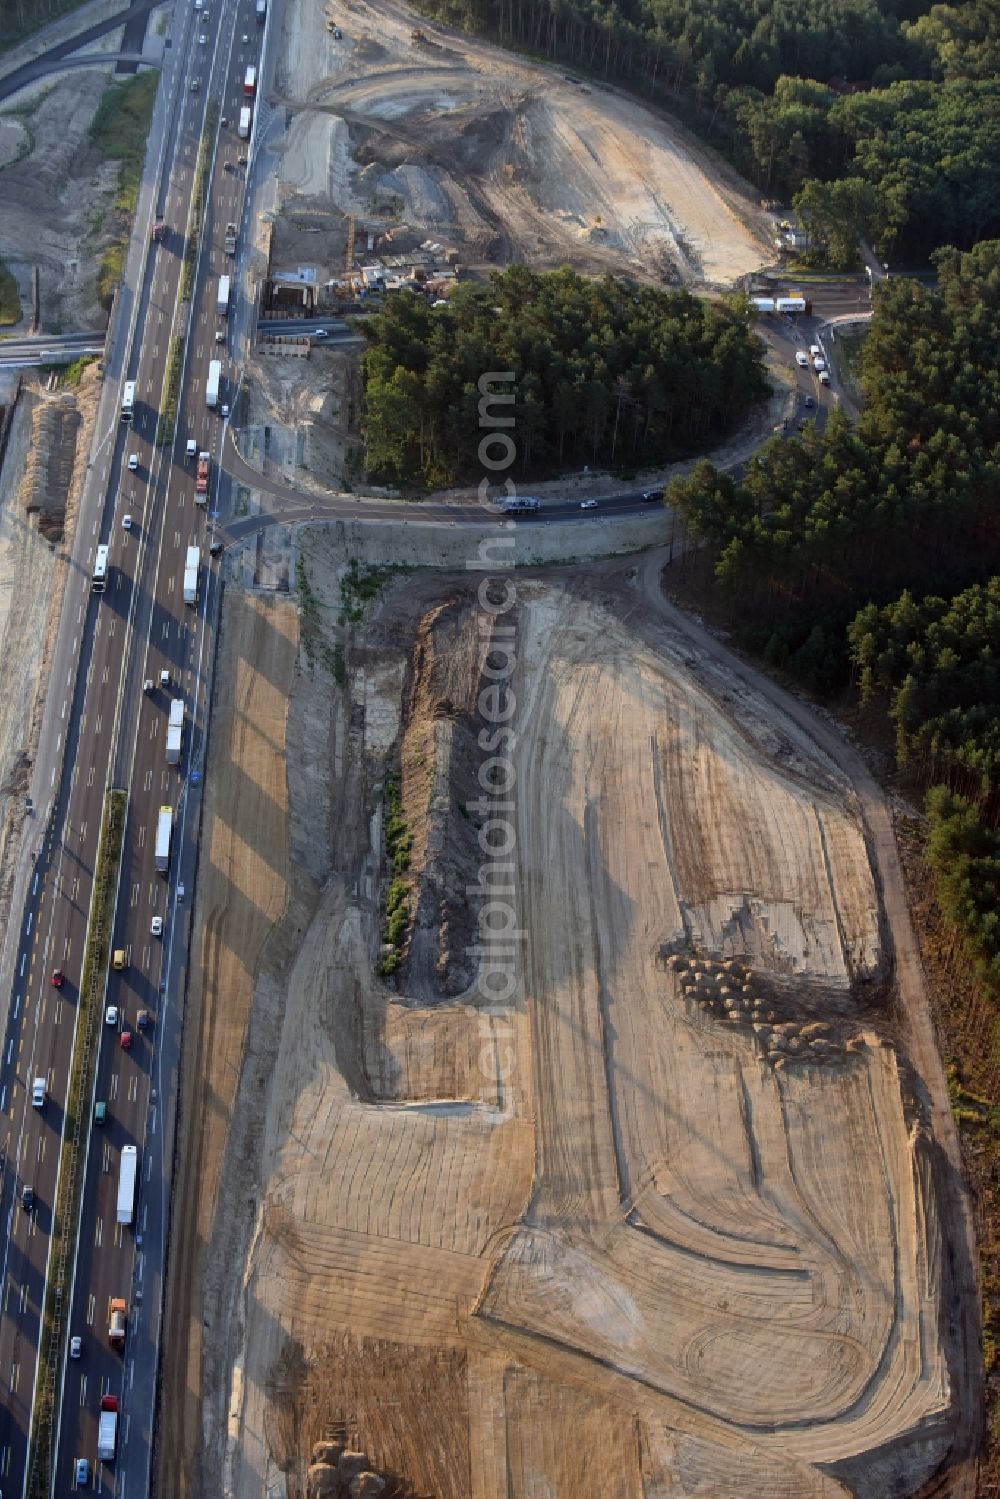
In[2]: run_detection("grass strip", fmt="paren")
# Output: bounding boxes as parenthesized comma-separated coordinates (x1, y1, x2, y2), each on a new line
(180, 105, 217, 305)
(156, 335, 185, 446)
(90, 73, 158, 312)
(0, 255, 21, 325)
(26, 788, 127, 1498)
(379, 777, 413, 975)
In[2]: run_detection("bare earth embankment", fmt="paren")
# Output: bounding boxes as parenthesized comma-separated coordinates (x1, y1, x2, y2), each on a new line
(160, 533, 964, 1499)
(274, 0, 769, 288)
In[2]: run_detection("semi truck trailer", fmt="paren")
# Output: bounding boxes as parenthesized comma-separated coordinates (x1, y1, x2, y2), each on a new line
(206, 358, 221, 408)
(155, 805, 172, 873)
(238, 106, 252, 139)
(196, 451, 210, 500)
(166, 698, 184, 765)
(98, 1398, 119, 1461)
(217, 274, 230, 316)
(117, 1146, 137, 1226)
(183, 545, 201, 604)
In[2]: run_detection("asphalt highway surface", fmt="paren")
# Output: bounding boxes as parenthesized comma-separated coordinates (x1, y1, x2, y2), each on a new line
(0, 1, 265, 1493)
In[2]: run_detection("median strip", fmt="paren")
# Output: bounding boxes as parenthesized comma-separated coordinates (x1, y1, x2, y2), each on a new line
(179, 104, 218, 306)
(26, 788, 128, 1499)
(156, 334, 185, 446)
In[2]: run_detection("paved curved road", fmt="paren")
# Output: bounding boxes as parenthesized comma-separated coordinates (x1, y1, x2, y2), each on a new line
(0, 1, 160, 103)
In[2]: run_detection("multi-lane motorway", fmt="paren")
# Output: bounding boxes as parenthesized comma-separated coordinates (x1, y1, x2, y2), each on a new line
(0, 1, 267, 1493)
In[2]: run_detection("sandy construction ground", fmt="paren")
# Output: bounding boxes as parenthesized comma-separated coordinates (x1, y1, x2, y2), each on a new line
(158, 590, 299, 1489)
(0, 45, 129, 331)
(0, 373, 97, 994)
(160, 532, 963, 1499)
(272, 0, 769, 287)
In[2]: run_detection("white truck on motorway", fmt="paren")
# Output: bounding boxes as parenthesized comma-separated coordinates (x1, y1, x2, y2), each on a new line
(206, 358, 221, 408)
(155, 805, 172, 873)
(256, 0, 266, 17)
(98, 1398, 119, 1461)
(217, 274, 230, 316)
(238, 106, 252, 139)
(117, 1144, 138, 1226)
(183, 545, 201, 604)
(166, 698, 185, 765)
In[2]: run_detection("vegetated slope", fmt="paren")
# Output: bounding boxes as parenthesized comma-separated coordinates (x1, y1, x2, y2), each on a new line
(666, 238, 1000, 695)
(851, 580, 1000, 804)
(224, 563, 953, 1498)
(0, 0, 88, 51)
(0, 70, 156, 331)
(409, 0, 1000, 264)
(360, 265, 768, 487)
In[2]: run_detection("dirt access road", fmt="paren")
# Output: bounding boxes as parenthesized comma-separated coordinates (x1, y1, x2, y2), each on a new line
(159, 527, 968, 1499)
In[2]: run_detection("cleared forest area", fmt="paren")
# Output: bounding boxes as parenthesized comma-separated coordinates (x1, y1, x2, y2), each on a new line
(165, 542, 964, 1498)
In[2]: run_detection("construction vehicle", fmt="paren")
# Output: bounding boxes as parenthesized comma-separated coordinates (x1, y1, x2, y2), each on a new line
(151, 219, 166, 243)
(224, 222, 238, 254)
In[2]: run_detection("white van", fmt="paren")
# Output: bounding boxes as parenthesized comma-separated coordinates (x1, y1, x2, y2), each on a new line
(185, 438, 197, 459)
(31, 1077, 46, 1108)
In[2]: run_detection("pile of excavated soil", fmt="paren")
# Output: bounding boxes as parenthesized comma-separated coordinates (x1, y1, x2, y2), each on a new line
(21, 392, 81, 542)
